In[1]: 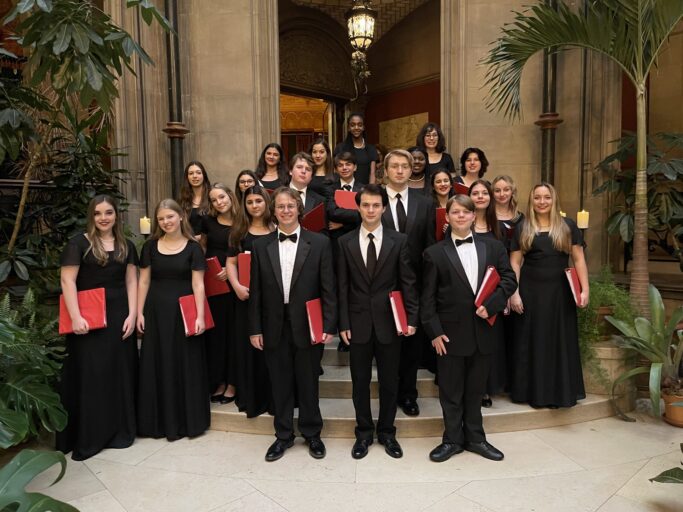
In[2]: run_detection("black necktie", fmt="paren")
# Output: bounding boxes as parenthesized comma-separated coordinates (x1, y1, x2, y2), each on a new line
(455, 236, 473, 247)
(343, 184, 352, 191)
(366, 233, 377, 278)
(395, 193, 407, 233)
(279, 232, 298, 243)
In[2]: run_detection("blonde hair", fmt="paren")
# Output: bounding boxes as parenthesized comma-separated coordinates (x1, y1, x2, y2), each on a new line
(208, 183, 239, 220)
(151, 199, 195, 240)
(491, 175, 519, 216)
(85, 195, 128, 266)
(384, 149, 414, 170)
(518, 183, 571, 254)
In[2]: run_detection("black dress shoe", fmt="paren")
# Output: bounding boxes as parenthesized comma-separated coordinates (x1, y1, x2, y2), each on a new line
(210, 394, 224, 403)
(429, 443, 464, 462)
(481, 395, 493, 408)
(337, 341, 349, 352)
(219, 394, 236, 405)
(351, 438, 373, 459)
(306, 437, 326, 459)
(265, 437, 294, 462)
(379, 437, 403, 458)
(398, 398, 420, 416)
(464, 441, 504, 461)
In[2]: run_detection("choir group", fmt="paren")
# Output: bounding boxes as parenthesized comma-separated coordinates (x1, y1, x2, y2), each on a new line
(56, 117, 590, 464)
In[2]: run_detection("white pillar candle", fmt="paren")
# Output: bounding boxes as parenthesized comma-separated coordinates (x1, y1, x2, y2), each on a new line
(577, 210, 589, 229)
(140, 216, 151, 235)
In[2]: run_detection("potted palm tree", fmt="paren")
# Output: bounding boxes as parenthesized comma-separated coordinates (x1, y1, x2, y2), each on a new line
(606, 285, 683, 423)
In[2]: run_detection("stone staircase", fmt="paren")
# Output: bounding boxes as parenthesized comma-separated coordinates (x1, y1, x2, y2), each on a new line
(210, 341, 617, 437)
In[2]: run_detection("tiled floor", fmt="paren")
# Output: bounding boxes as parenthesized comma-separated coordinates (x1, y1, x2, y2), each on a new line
(27, 413, 683, 512)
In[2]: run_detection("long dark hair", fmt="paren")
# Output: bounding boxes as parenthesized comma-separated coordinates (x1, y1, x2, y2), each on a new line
(339, 112, 367, 152)
(459, 147, 489, 178)
(308, 138, 335, 179)
(468, 179, 501, 239)
(178, 161, 211, 216)
(255, 143, 289, 183)
(85, 195, 128, 265)
(234, 169, 259, 203)
(416, 122, 446, 153)
(229, 185, 272, 250)
(429, 169, 453, 208)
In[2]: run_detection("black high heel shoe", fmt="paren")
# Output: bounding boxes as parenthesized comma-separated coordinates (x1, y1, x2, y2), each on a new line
(219, 394, 236, 405)
(481, 395, 493, 408)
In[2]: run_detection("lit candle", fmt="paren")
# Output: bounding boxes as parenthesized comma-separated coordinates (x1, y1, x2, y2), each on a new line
(140, 216, 151, 235)
(577, 210, 589, 229)
(560, 211, 566, 217)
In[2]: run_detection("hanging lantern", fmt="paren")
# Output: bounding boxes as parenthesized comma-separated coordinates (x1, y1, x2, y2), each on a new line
(345, 0, 377, 52)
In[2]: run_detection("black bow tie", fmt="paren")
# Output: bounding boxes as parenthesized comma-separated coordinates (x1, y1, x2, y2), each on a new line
(279, 232, 298, 243)
(455, 236, 473, 247)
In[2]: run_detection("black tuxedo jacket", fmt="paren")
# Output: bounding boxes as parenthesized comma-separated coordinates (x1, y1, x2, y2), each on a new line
(248, 229, 337, 349)
(420, 236, 517, 356)
(327, 179, 362, 239)
(303, 188, 325, 214)
(381, 187, 435, 280)
(337, 228, 419, 344)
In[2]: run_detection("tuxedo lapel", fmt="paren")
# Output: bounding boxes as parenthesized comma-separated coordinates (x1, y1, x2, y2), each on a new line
(475, 239, 487, 290)
(290, 234, 312, 289)
(442, 240, 472, 294)
(405, 189, 418, 234)
(382, 207, 396, 231)
(375, 232, 395, 277)
(266, 238, 284, 297)
(304, 193, 313, 213)
(348, 234, 370, 285)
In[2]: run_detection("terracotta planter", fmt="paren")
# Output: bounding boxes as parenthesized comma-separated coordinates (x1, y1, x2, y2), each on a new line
(663, 392, 683, 427)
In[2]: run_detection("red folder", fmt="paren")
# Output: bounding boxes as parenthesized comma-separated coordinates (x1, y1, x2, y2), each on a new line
(389, 291, 409, 335)
(301, 202, 326, 232)
(334, 189, 358, 211)
(204, 257, 230, 297)
(435, 207, 448, 241)
(475, 266, 501, 326)
(453, 182, 469, 195)
(178, 294, 215, 336)
(59, 287, 107, 335)
(306, 298, 324, 344)
(565, 267, 582, 306)
(238, 252, 251, 288)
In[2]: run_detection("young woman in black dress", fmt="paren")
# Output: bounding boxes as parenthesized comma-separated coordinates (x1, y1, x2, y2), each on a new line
(509, 183, 589, 408)
(468, 179, 504, 407)
(234, 169, 258, 204)
(416, 122, 455, 179)
(308, 138, 335, 200)
(201, 184, 239, 404)
(407, 146, 429, 193)
(492, 175, 524, 253)
(333, 113, 377, 185)
(430, 169, 454, 209)
(57, 195, 138, 460)
(457, 148, 489, 189)
(226, 186, 275, 417)
(137, 199, 210, 440)
(178, 161, 211, 239)
(255, 143, 289, 190)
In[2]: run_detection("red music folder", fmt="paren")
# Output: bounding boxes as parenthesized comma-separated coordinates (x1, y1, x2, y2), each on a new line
(453, 182, 469, 195)
(204, 257, 230, 297)
(238, 252, 251, 288)
(334, 189, 358, 211)
(301, 202, 326, 232)
(474, 265, 501, 326)
(389, 291, 409, 335)
(435, 207, 448, 241)
(59, 287, 107, 335)
(565, 267, 583, 306)
(306, 298, 324, 344)
(178, 294, 215, 336)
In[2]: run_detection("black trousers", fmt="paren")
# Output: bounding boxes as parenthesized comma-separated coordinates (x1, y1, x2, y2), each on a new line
(350, 331, 401, 441)
(264, 316, 324, 441)
(398, 329, 425, 401)
(437, 349, 491, 446)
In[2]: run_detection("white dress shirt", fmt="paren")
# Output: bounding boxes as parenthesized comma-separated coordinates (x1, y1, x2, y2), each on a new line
(278, 225, 301, 304)
(452, 231, 478, 294)
(359, 224, 383, 266)
(340, 178, 355, 191)
(290, 184, 307, 206)
(385, 185, 409, 232)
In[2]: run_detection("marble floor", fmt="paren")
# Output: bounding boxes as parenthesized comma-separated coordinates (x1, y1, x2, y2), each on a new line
(27, 413, 683, 512)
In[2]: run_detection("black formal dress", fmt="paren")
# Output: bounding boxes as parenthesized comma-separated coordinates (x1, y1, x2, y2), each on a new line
(260, 177, 284, 190)
(201, 216, 236, 394)
(309, 175, 334, 203)
(137, 239, 210, 440)
(189, 207, 206, 237)
(510, 218, 586, 408)
(425, 152, 456, 179)
(334, 142, 378, 186)
(231, 232, 272, 417)
(337, 227, 419, 441)
(498, 214, 525, 254)
(421, 235, 517, 445)
(57, 235, 138, 461)
(249, 229, 337, 441)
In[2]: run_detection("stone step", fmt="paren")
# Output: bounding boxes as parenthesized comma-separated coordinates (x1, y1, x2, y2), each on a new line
(210, 394, 616, 438)
(320, 366, 438, 398)
(321, 341, 351, 366)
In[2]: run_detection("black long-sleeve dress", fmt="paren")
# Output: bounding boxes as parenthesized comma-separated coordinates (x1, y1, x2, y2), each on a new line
(57, 234, 138, 460)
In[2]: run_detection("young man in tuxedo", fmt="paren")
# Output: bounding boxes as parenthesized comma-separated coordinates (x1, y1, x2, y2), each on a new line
(289, 152, 325, 214)
(421, 195, 517, 462)
(381, 149, 435, 417)
(249, 187, 337, 462)
(337, 184, 419, 459)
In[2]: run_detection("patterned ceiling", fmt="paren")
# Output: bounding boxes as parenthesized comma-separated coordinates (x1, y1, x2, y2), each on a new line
(290, 0, 431, 41)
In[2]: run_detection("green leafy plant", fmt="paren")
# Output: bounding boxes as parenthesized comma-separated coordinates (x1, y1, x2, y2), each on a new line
(0, 289, 66, 448)
(0, 449, 77, 511)
(606, 285, 683, 420)
(650, 444, 683, 484)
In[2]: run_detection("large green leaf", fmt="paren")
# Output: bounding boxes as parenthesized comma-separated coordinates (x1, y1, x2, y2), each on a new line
(0, 374, 67, 436)
(611, 365, 651, 421)
(0, 406, 29, 449)
(649, 362, 663, 418)
(649, 284, 666, 334)
(650, 467, 683, 484)
(0, 450, 78, 512)
(605, 315, 638, 337)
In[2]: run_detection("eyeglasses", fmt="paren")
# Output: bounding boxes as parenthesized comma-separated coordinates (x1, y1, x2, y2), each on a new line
(275, 204, 297, 211)
(425, 133, 439, 139)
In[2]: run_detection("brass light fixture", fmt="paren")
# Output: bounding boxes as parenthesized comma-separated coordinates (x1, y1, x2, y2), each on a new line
(345, 0, 377, 52)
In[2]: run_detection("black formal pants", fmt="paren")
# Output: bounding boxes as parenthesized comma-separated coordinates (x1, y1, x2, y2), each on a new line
(437, 349, 491, 446)
(398, 329, 425, 402)
(264, 315, 324, 441)
(350, 331, 401, 441)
